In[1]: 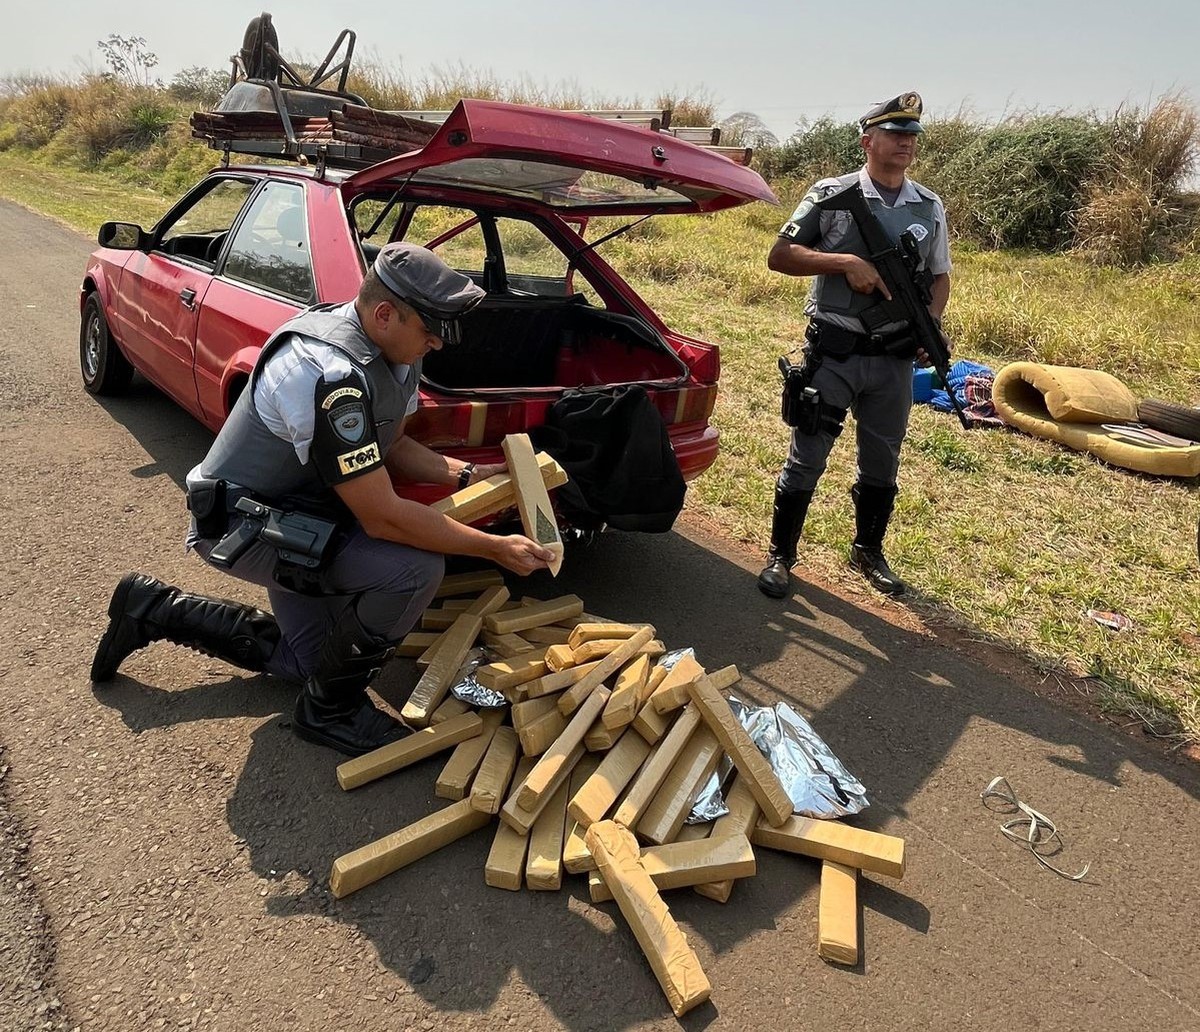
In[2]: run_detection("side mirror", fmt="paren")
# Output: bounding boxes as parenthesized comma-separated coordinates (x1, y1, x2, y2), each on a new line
(97, 221, 147, 250)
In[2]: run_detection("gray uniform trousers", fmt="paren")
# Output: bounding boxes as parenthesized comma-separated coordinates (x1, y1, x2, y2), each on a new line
(191, 525, 444, 683)
(778, 351, 914, 494)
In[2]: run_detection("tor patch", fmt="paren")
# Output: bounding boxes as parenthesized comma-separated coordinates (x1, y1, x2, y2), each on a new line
(311, 371, 382, 485)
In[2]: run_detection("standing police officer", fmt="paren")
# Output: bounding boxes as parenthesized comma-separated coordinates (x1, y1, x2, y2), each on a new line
(757, 92, 952, 599)
(91, 243, 555, 756)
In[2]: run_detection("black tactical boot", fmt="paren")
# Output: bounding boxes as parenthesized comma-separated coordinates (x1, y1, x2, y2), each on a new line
(91, 572, 280, 682)
(849, 483, 906, 596)
(292, 603, 409, 757)
(756, 487, 815, 599)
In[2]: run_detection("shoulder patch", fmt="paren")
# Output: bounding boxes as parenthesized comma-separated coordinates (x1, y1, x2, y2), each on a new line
(310, 369, 383, 485)
(336, 443, 382, 476)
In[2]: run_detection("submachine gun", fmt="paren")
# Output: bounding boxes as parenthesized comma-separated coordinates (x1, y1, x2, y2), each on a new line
(815, 183, 971, 430)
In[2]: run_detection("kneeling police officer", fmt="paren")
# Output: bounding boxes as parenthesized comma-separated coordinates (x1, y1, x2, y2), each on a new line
(91, 243, 555, 755)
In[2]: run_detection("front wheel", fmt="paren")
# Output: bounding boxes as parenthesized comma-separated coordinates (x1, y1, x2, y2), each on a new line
(80, 293, 133, 396)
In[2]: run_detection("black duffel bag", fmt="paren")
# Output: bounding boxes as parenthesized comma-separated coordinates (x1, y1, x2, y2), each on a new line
(530, 384, 686, 533)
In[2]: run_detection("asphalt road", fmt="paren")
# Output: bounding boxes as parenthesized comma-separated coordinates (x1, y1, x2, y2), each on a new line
(1, 198, 1198, 1032)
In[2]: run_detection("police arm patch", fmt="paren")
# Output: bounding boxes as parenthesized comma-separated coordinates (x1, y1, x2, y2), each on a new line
(311, 371, 383, 484)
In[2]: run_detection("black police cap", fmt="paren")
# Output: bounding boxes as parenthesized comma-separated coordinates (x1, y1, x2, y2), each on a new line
(860, 92, 923, 134)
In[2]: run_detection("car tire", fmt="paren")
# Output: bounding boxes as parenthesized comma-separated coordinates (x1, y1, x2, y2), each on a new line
(1137, 398, 1200, 443)
(80, 293, 133, 396)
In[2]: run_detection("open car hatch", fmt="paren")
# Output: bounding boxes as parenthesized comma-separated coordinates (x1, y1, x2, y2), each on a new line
(343, 99, 779, 214)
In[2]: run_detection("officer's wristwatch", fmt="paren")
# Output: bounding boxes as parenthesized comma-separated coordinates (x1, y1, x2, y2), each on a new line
(457, 463, 476, 490)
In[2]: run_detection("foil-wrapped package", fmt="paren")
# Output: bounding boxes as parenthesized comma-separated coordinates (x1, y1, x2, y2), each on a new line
(656, 647, 695, 672)
(726, 697, 868, 819)
(685, 755, 733, 824)
(448, 647, 508, 709)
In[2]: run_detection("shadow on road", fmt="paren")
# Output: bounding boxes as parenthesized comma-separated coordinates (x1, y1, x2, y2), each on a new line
(90, 374, 1200, 1031)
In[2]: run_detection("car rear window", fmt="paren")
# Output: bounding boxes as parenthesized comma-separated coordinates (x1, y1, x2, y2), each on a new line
(406, 158, 709, 209)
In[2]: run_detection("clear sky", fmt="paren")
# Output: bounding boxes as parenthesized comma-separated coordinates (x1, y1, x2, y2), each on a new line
(2, 1, 1194, 141)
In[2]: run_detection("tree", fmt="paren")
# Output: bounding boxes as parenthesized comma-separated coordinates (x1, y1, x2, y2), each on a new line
(168, 67, 230, 109)
(720, 111, 778, 150)
(97, 34, 160, 89)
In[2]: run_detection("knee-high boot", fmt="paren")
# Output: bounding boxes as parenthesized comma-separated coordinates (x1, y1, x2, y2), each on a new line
(291, 602, 409, 756)
(91, 572, 279, 682)
(849, 483, 906, 595)
(756, 487, 814, 599)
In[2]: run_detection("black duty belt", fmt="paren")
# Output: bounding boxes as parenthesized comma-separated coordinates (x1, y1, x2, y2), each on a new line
(807, 319, 917, 359)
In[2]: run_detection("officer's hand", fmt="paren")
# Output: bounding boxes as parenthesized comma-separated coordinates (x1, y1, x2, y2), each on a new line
(492, 534, 555, 576)
(843, 256, 892, 299)
(471, 462, 507, 482)
(915, 328, 954, 368)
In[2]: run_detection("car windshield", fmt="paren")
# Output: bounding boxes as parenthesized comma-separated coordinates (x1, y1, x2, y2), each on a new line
(405, 158, 714, 210)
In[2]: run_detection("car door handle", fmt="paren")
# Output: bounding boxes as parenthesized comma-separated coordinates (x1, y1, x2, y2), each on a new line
(179, 288, 197, 310)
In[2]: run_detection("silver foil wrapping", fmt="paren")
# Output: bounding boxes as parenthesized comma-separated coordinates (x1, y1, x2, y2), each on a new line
(729, 697, 868, 819)
(685, 755, 733, 824)
(449, 647, 508, 709)
(685, 697, 869, 823)
(656, 647, 695, 672)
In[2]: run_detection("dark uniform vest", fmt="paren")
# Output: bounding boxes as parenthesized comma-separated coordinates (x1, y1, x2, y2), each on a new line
(810, 172, 940, 324)
(198, 304, 417, 511)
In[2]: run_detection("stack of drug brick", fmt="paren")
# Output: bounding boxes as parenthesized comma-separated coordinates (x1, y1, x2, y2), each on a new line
(327, 575, 907, 1018)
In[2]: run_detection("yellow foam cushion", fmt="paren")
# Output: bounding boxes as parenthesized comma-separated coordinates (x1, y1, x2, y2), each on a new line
(1001, 362, 1140, 423)
(994, 363, 1200, 478)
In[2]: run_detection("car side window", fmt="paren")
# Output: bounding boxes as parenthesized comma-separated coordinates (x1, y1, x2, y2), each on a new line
(156, 178, 255, 267)
(494, 216, 601, 303)
(406, 205, 487, 277)
(223, 181, 316, 304)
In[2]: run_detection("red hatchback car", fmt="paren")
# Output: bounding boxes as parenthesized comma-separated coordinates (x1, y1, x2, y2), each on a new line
(80, 98, 777, 511)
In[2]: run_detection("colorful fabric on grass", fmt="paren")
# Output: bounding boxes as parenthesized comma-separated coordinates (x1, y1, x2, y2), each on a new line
(927, 360, 1007, 428)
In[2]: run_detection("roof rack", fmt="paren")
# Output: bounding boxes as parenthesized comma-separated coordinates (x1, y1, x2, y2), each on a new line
(190, 14, 752, 171)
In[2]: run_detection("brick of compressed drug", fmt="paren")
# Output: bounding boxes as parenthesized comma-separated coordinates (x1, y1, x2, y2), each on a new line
(433, 570, 504, 598)
(502, 432, 565, 575)
(336, 712, 483, 791)
(587, 834, 755, 902)
(330, 799, 491, 898)
(654, 662, 739, 715)
(751, 815, 905, 880)
(569, 729, 653, 829)
(469, 726, 521, 816)
(525, 778, 571, 890)
(694, 776, 760, 903)
(520, 660, 602, 701)
(686, 673, 793, 827)
(485, 756, 536, 890)
(567, 622, 642, 649)
(818, 860, 860, 965)
(584, 821, 711, 1017)
(435, 710, 505, 800)
(499, 745, 584, 835)
(635, 726, 723, 846)
(484, 595, 584, 635)
(401, 613, 484, 727)
(613, 706, 700, 829)
(518, 687, 611, 810)
(601, 653, 651, 731)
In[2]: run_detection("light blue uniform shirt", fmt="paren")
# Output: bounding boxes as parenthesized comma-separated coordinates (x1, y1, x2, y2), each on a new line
(252, 301, 419, 466)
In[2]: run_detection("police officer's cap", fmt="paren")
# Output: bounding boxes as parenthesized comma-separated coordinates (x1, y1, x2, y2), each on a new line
(373, 243, 485, 343)
(860, 92, 924, 134)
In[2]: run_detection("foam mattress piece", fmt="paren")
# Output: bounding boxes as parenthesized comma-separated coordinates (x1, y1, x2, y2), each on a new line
(993, 362, 1200, 477)
(998, 362, 1140, 423)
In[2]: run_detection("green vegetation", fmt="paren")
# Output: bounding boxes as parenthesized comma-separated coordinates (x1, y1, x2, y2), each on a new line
(1, 68, 1197, 743)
